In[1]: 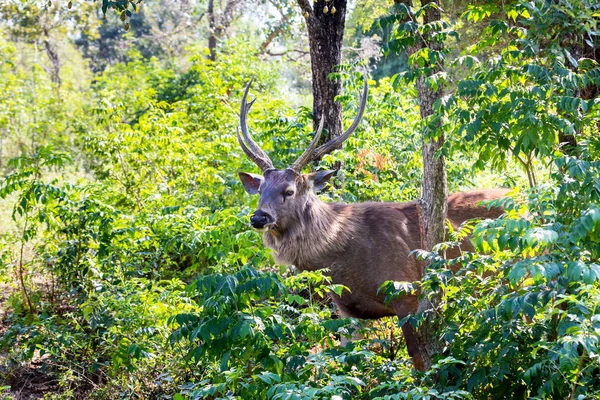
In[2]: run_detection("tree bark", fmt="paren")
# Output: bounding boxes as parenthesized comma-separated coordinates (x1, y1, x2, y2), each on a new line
(207, 0, 217, 61)
(207, 0, 244, 62)
(414, 0, 447, 371)
(42, 27, 61, 95)
(297, 0, 347, 145)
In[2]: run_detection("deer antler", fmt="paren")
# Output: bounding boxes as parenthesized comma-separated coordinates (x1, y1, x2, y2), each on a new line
(290, 117, 324, 172)
(290, 75, 369, 172)
(237, 80, 274, 172)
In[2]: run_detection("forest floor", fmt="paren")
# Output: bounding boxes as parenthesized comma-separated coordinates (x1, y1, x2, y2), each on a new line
(0, 282, 59, 400)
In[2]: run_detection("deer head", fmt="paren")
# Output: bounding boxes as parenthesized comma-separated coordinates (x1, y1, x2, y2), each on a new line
(237, 78, 368, 231)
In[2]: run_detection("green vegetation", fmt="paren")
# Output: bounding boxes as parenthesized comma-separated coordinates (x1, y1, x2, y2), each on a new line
(1, 0, 599, 398)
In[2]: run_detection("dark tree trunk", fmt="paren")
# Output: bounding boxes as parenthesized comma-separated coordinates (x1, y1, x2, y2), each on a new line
(207, 0, 217, 61)
(42, 28, 61, 95)
(383, 0, 447, 371)
(207, 0, 243, 62)
(414, 0, 447, 371)
(297, 0, 347, 144)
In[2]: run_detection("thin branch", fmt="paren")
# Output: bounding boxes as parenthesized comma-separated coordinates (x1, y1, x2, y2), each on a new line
(264, 49, 310, 62)
(258, 12, 292, 53)
(527, 152, 537, 186)
(18, 207, 35, 315)
(568, 351, 586, 400)
(264, 48, 309, 57)
(509, 145, 534, 188)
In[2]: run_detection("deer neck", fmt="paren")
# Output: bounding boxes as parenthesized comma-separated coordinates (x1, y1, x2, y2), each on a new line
(263, 193, 353, 269)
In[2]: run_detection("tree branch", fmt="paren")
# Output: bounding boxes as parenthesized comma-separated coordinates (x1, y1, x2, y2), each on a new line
(263, 48, 310, 62)
(258, 12, 292, 53)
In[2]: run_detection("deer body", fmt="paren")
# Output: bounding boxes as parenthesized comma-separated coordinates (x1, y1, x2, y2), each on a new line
(235, 78, 507, 369)
(259, 186, 508, 320)
(265, 194, 421, 319)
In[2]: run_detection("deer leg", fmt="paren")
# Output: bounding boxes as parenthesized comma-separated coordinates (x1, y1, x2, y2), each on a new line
(391, 296, 425, 370)
(400, 322, 426, 371)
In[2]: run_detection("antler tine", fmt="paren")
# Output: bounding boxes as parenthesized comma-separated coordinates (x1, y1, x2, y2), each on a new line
(238, 80, 274, 172)
(290, 117, 325, 172)
(237, 128, 270, 171)
(310, 75, 369, 162)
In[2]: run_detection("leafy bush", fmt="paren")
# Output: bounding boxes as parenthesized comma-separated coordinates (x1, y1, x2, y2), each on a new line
(2, 1, 600, 398)
(409, 151, 600, 398)
(169, 266, 463, 399)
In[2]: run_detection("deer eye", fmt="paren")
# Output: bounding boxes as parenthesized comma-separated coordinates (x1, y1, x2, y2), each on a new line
(284, 189, 295, 197)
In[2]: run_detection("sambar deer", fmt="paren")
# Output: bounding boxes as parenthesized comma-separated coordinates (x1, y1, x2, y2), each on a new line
(237, 79, 508, 370)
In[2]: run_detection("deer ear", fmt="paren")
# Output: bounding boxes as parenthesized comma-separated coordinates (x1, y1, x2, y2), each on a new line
(239, 172, 263, 195)
(307, 169, 337, 192)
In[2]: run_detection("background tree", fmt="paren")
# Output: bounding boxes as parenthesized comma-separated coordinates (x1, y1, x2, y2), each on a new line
(75, 1, 201, 72)
(296, 0, 348, 145)
(412, 0, 448, 371)
(0, 0, 99, 95)
(207, 0, 244, 61)
(377, 0, 451, 370)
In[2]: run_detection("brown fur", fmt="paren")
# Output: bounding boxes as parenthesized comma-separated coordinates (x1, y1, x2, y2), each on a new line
(240, 168, 508, 368)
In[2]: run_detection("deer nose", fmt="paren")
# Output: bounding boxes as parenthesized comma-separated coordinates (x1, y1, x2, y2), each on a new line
(250, 210, 272, 229)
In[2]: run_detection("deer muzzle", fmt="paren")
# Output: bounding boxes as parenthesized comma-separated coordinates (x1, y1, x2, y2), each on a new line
(250, 210, 274, 230)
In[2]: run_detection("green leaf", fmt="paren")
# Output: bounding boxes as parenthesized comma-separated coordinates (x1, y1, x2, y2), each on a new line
(256, 372, 281, 385)
(220, 350, 231, 372)
(508, 261, 528, 285)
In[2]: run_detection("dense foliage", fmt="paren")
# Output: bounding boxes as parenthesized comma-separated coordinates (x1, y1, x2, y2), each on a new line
(1, 0, 599, 399)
